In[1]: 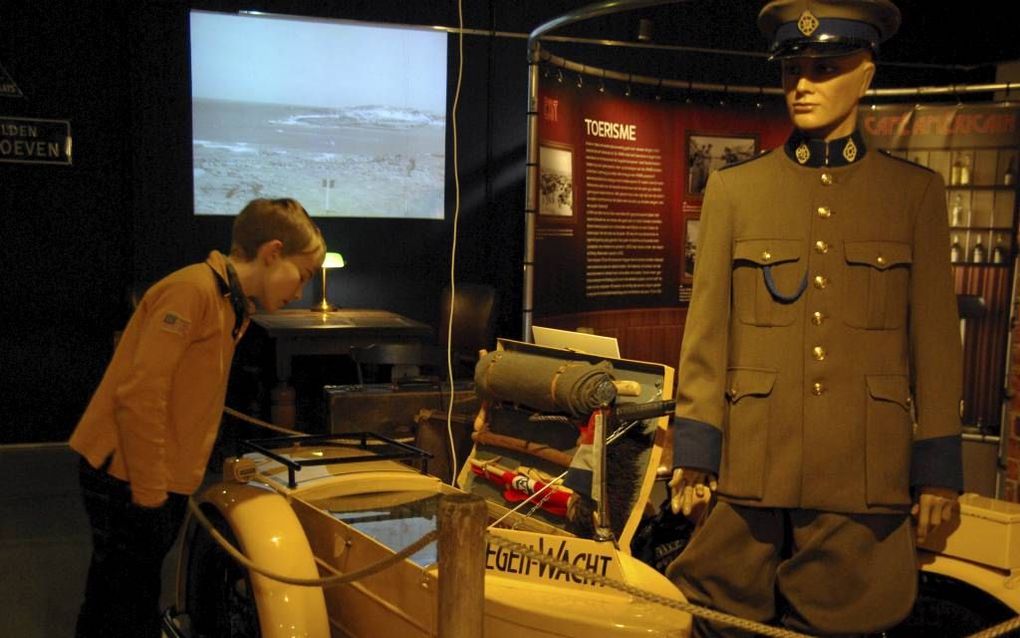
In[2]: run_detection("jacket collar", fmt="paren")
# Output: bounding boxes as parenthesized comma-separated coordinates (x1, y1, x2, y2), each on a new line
(206, 251, 251, 340)
(783, 129, 867, 168)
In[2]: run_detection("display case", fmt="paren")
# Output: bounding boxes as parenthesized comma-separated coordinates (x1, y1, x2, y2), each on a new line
(884, 142, 1019, 433)
(902, 148, 1018, 265)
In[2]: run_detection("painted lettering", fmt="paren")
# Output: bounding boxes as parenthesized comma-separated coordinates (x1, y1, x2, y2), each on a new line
(0, 123, 37, 137)
(543, 97, 559, 122)
(485, 536, 613, 588)
(583, 117, 637, 141)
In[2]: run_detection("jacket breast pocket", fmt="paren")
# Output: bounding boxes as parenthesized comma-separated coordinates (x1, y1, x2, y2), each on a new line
(843, 241, 911, 330)
(732, 239, 804, 327)
(720, 367, 777, 499)
(865, 374, 913, 507)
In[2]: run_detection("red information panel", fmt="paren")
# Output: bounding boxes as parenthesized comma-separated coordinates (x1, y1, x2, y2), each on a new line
(534, 77, 788, 316)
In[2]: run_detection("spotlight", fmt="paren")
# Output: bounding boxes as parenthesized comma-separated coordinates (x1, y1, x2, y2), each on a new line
(637, 18, 653, 42)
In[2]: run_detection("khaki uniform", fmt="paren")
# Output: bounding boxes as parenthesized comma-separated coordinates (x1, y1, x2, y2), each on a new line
(669, 131, 962, 634)
(70, 251, 249, 507)
(673, 130, 962, 511)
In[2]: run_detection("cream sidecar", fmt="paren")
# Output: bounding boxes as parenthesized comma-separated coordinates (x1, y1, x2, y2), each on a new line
(169, 339, 693, 637)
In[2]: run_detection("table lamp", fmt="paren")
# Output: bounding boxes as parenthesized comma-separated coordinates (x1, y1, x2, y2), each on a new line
(314, 251, 346, 312)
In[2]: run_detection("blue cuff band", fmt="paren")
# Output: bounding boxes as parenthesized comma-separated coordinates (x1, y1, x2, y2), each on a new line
(672, 418, 722, 475)
(910, 435, 964, 492)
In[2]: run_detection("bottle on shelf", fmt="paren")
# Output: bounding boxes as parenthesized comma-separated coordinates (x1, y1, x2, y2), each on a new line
(1005, 154, 1017, 186)
(950, 235, 963, 263)
(950, 156, 962, 185)
(949, 194, 965, 226)
(992, 234, 1010, 264)
(959, 153, 972, 185)
(970, 235, 986, 264)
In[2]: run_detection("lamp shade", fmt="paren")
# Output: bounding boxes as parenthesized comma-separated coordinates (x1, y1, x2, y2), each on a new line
(322, 251, 345, 269)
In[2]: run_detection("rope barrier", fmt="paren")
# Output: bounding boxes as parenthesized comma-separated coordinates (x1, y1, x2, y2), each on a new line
(966, 616, 1020, 638)
(223, 405, 301, 436)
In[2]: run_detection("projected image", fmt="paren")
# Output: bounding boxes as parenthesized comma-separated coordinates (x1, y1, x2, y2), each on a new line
(190, 11, 447, 218)
(539, 144, 574, 217)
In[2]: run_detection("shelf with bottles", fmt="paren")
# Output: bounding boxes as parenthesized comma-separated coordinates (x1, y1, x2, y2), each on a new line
(902, 148, 1020, 188)
(949, 229, 1013, 265)
(946, 188, 1014, 230)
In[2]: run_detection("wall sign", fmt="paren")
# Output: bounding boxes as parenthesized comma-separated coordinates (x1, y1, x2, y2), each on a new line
(0, 61, 24, 98)
(0, 116, 72, 165)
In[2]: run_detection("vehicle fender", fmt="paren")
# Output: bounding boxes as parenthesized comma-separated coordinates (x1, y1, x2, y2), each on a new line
(919, 550, 1020, 613)
(199, 481, 330, 638)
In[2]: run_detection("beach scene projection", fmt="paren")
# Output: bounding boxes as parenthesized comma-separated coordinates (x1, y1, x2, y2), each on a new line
(190, 11, 447, 218)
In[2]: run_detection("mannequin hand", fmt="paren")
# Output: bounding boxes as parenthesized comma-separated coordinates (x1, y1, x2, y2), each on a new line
(669, 467, 717, 519)
(911, 486, 958, 543)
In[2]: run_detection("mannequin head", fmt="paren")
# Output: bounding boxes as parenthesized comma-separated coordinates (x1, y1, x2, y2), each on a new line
(781, 49, 875, 140)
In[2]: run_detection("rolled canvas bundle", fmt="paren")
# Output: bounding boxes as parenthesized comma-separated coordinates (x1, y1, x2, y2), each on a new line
(473, 350, 617, 417)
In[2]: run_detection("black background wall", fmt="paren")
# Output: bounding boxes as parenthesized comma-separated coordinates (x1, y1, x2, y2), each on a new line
(1, 0, 1015, 443)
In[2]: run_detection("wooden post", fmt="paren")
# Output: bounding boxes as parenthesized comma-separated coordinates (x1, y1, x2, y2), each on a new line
(438, 493, 486, 637)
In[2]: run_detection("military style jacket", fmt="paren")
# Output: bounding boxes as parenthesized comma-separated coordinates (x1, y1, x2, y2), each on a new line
(673, 130, 963, 514)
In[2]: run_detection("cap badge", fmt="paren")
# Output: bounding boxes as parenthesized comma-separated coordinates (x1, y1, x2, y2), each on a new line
(798, 10, 819, 36)
(796, 143, 811, 164)
(843, 138, 858, 163)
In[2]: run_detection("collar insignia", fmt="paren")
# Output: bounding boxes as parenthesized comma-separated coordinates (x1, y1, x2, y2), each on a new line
(796, 143, 811, 164)
(798, 10, 819, 36)
(842, 138, 858, 163)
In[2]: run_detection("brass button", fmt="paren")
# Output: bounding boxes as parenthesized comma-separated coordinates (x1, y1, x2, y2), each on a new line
(820, 173, 833, 185)
(814, 240, 829, 254)
(817, 206, 832, 219)
(812, 311, 825, 325)
(812, 382, 826, 396)
(876, 255, 886, 265)
(762, 250, 772, 262)
(812, 346, 826, 361)
(813, 275, 828, 289)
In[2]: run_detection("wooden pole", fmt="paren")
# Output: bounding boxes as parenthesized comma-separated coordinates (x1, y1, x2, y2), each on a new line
(438, 493, 487, 637)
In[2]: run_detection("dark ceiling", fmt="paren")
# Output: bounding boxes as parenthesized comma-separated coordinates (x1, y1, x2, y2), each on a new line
(503, 1, 1020, 93)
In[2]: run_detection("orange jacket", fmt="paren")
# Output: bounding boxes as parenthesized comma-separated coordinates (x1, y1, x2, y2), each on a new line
(70, 251, 248, 506)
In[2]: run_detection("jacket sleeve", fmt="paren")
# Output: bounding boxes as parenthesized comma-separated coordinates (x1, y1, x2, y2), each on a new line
(113, 281, 206, 507)
(673, 170, 733, 474)
(909, 171, 963, 492)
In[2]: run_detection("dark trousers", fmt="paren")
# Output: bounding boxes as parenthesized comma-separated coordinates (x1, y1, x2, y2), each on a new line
(668, 501, 916, 637)
(75, 456, 188, 638)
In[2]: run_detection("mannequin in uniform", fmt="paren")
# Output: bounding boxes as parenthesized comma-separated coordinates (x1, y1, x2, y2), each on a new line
(666, 1, 962, 635)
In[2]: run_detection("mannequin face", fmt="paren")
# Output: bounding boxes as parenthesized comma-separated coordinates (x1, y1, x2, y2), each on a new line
(782, 50, 875, 140)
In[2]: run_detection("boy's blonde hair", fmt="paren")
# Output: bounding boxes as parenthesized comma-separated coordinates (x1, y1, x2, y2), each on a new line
(230, 198, 325, 261)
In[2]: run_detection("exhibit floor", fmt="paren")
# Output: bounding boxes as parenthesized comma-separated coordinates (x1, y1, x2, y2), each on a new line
(0, 444, 179, 638)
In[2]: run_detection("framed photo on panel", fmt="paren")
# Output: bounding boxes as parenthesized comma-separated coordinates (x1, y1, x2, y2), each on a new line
(539, 143, 575, 218)
(685, 132, 758, 197)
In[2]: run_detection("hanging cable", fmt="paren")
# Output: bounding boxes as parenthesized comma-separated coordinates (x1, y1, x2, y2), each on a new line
(445, 0, 465, 487)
